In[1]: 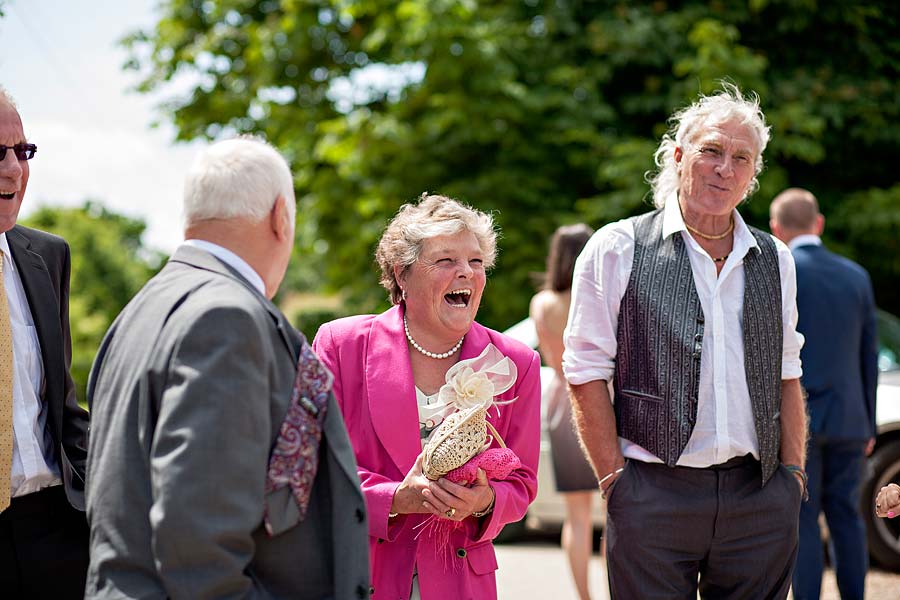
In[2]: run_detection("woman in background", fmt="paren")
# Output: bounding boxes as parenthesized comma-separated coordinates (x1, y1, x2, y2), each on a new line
(529, 223, 596, 600)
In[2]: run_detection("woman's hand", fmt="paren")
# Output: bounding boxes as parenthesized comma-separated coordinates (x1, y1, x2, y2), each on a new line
(875, 483, 900, 518)
(426, 468, 495, 521)
(390, 453, 451, 518)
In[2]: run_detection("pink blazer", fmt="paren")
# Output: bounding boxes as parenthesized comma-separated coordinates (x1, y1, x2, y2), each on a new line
(314, 305, 541, 600)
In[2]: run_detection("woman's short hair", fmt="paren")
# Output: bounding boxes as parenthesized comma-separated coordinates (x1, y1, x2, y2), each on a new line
(376, 193, 498, 305)
(545, 223, 594, 292)
(647, 82, 771, 208)
(182, 135, 295, 228)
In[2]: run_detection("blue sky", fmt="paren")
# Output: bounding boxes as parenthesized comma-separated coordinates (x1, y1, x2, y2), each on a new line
(2, 0, 207, 252)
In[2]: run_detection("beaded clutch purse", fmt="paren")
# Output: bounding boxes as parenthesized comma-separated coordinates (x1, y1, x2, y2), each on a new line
(422, 406, 489, 480)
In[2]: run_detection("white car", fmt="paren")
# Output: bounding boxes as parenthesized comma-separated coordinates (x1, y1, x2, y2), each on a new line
(502, 310, 900, 574)
(499, 318, 604, 539)
(863, 310, 900, 571)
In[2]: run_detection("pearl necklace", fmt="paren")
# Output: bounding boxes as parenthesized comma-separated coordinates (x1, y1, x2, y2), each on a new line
(404, 316, 464, 359)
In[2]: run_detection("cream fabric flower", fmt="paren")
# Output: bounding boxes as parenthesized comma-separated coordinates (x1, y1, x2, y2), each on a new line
(436, 343, 517, 412)
(439, 366, 495, 410)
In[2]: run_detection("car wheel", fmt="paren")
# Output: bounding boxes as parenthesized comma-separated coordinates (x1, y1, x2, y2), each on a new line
(862, 440, 900, 571)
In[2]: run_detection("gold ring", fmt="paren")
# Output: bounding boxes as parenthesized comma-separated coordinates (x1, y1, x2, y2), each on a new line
(445, 508, 456, 518)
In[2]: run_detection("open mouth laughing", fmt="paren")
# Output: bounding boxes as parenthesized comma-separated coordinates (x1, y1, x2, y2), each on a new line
(0, 191, 15, 200)
(444, 289, 472, 308)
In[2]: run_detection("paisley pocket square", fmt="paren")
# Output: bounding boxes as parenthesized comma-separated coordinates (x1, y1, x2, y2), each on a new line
(264, 342, 332, 535)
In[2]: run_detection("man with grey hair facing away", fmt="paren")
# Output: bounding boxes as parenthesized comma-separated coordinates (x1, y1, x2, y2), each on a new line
(771, 187, 877, 600)
(85, 137, 370, 599)
(564, 85, 807, 598)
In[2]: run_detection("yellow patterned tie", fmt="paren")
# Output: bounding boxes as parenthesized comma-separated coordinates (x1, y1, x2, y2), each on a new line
(0, 249, 13, 512)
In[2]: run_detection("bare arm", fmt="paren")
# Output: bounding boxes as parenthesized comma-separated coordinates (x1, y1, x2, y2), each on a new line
(530, 290, 568, 377)
(780, 378, 807, 468)
(569, 379, 623, 492)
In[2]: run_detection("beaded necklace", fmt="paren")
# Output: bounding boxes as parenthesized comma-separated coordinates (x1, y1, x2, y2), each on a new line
(404, 316, 465, 359)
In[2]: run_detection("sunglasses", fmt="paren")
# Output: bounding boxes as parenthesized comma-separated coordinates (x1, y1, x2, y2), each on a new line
(0, 143, 38, 161)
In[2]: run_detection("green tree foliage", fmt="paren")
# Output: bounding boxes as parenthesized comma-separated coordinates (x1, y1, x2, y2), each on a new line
(124, 0, 900, 326)
(22, 203, 163, 403)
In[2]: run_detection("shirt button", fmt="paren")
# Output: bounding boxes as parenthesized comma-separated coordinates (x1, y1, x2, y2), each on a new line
(456, 548, 467, 558)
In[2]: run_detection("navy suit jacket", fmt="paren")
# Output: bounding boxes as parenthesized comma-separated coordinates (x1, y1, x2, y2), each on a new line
(793, 242, 878, 441)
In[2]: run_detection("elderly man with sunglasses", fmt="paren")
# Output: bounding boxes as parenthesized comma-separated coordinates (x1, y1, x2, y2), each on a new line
(0, 87, 90, 599)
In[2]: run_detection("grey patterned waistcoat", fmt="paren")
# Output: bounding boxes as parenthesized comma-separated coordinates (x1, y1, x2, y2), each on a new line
(613, 209, 784, 484)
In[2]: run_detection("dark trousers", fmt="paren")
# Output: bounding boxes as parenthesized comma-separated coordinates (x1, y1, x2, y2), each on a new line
(605, 457, 802, 599)
(792, 438, 868, 600)
(0, 485, 89, 599)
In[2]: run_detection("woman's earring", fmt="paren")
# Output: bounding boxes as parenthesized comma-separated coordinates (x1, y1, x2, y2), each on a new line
(401, 288, 407, 301)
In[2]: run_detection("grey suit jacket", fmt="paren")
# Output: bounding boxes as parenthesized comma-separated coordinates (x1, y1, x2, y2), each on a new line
(85, 246, 369, 600)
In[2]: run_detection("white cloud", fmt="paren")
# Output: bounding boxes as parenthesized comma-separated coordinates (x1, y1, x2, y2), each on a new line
(3, 0, 209, 254)
(22, 118, 206, 252)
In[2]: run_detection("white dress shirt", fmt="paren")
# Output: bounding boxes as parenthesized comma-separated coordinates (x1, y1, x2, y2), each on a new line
(787, 233, 822, 251)
(1, 233, 62, 497)
(182, 239, 266, 296)
(562, 195, 804, 467)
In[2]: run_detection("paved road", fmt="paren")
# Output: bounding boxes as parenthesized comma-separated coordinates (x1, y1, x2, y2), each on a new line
(495, 538, 900, 600)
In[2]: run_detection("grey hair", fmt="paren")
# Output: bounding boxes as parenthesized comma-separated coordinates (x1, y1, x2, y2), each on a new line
(0, 85, 16, 109)
(376, 193, 498, 305)
(647, 82, 771, 208)
(182, 135, 295, 229)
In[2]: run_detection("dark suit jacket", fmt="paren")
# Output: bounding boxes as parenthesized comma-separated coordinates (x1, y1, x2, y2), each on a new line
(7, 225, 89, 509)
(85, 246, 369, 600)
(793, 242, 878, 440)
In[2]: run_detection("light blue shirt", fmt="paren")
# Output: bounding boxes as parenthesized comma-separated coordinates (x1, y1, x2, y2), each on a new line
(182, 239, 266, 297)
(787, 233, 822, 251)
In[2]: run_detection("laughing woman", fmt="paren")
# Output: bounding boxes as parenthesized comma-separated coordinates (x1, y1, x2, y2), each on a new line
(313, 194, 541, 600)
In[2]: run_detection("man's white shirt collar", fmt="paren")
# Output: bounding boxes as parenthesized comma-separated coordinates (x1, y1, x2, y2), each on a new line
(787, 234, 822, 251)
(0, 231, 12, 260)
(182, 239, 266, 296)
(661, 193, 759, 256)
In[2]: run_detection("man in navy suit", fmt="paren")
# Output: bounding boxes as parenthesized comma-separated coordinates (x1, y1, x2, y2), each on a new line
(771, 188, 878, 600)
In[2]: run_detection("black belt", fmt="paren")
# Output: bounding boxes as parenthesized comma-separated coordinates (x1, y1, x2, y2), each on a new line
(706, 454, 758, 470)
(0, 485, 66, 521)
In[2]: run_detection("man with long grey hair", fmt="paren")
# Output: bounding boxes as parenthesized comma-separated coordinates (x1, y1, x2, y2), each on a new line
(564, 84, 807, 598)
(85, 136, 370, 599)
